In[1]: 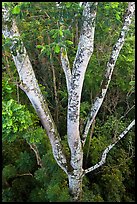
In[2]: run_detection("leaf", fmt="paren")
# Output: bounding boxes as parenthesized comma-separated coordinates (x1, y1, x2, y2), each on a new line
(66, 40, 73, 45)
(111, 2, 119, 8)
(13, 126, 18, 133)
(54, 44, 60, 53)
(115, 13, 120, 21)
(12, 5, 20, 14)
(104, 5, 110, 10)
(41, 47, 47, 54)
(52, 32, 58, 39)
(59, 29, 63, 37)
(7, 99, 13, 107)
(66, 2, 71, 8)
(129, 81, 135, 86)
(36, 45, 43, 49)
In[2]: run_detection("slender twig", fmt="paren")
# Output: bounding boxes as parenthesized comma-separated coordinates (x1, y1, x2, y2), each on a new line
(94, 154, 135, 176)
(83, 119, 135, 175)
(120, 104, 135, 120)
(47, 34, 59, 125)
(16, 172, 33, 177)
(16, 78, 20, 103)
(29, 143, 43, 168)
(85, 119, 96, 166)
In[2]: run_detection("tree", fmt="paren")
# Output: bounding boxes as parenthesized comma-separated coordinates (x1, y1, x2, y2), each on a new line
(2, 2, 135, 201)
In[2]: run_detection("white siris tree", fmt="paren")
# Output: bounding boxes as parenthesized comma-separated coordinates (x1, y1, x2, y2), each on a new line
(2, 2, 135, 201)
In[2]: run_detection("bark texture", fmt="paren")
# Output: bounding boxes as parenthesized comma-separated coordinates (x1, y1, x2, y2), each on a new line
(82, 2, 135, 146)
(68, 171, 83, 202)
(2, 7, 69, 175)
(67, 2, 98, 171)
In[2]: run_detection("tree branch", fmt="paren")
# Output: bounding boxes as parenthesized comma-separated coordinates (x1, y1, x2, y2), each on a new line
(16, 172, 33, 177)
(29, 143, 43, 167)
(83, 119, 135, 175)
(60, 47, 72, 92)
(82, 2, 135, 146)
(85, 119, 96, 167)
(47, 34, 59, 125)
(2, 6, 69, 175)
(56, 8, 72, 93)
(67, 2, 98, 170)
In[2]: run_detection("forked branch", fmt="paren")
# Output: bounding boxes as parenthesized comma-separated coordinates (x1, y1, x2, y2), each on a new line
(82, 2, 135, 146)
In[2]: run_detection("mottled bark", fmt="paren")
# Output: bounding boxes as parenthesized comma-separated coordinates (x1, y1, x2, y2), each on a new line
(82, 2, 135, 146)
(68, 171, 83, 202)
(2, 7, 69, 175)
(67, 2, 98, 171)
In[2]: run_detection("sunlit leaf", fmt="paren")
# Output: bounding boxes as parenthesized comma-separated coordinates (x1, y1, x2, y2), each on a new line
(54, 44, 60, 53)
(12, 5, 20, 14)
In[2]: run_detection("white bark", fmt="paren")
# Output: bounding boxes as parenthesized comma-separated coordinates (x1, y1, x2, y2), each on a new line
(82, 2, 135, 146)
(2, 7, 69, 175)
(68, 170, 84, 201)
(67, 2, 98, 171)
(60, 47, 71, 92)
(84, 119, 135, 175)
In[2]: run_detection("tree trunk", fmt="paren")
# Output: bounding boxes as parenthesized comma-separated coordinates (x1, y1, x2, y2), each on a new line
(68, 170, 83, 202)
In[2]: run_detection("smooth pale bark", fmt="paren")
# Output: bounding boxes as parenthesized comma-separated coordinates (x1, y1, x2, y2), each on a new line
(65, 3, 98, 200)
(2, 2, 135, 202)
(84, 119, 135, 175)
(82, 2, 135, 146)
(67, 2, 98, 170)
(60, 47, 71, 92)
(2, 8, 69, 175)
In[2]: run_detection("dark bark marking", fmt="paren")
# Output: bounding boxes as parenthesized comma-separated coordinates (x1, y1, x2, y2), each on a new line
(109, 57, 115, 65)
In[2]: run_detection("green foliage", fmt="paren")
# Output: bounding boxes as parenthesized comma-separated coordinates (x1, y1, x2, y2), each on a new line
(29, 187, 48, 202)
(54, 44, 60, 53)
(94, 116, 127, 139)
(2, 99, 34, 141)
(82, 183, 104, 202)
(83, 114, 135, 202)
(15, 151, 35, 173)
(80, 102, 90, 117)
(2, 74, 16, 100)
(101, 168, 125, 202)
(2, 79, 13, 96)
(24, 126, 46, 144)
(3, 164, 17, 180)
(89, 135, 111, 164)
(11, 177, 35, 202)
(12, 5, 20, 15)
(2, 188, 14, 202)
